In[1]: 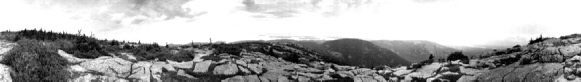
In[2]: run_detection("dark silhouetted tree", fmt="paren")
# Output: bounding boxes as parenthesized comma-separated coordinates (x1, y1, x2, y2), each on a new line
(447, 51, 469, 64)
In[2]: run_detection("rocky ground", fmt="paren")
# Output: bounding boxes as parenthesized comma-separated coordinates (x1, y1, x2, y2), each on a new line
(375, 36, 581, 82)
(0, 40, 14, 82)
(0, 35, 581, 82)
(60, 47, 389, 82)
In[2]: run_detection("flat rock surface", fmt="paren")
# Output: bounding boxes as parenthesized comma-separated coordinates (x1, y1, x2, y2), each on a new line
(80, 56, 133, 77)
(213, 63, 239, 76)
(193, 60, 212, 73)
(58, 50, 90, 63)
(0, 64, 12, 82)
(167, 60, 194, 69)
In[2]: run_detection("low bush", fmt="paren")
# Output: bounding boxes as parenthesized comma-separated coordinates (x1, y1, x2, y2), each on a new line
(158, 50, 195, 62)
(1, 39, 70, 82)
(447, 51, 469, 64)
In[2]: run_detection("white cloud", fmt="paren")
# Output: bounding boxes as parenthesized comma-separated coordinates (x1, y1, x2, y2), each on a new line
(2, 0, 581, 47)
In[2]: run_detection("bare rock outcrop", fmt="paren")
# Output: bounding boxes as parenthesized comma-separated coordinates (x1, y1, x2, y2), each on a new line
(193, 60, 212, 73)
(79, 56, 133, 77)
(167, 60, 194, 69)
(213, 63, 239, 76)
(128, 61, 153, 81)
(58, 50, 90, 63)
(0, 64, 12, 82)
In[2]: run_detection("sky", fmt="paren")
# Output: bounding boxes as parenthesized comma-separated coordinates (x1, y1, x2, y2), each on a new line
(1, 0, 581, 48)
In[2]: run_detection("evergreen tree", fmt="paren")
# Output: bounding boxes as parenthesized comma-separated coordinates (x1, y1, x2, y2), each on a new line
(447, 51, 469, 64)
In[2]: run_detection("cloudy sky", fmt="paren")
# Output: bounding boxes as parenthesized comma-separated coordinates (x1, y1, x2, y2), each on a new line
(1, 0, 581, 48)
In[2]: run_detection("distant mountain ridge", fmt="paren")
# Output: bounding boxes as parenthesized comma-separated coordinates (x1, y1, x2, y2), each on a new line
(322, 38, 410, 67)
(268, 39, 411, 67)
(370, 40, 459, 62)
(268, 39, 496, 65)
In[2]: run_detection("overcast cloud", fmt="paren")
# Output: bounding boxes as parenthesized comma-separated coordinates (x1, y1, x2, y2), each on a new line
(1, 0, 581, 48)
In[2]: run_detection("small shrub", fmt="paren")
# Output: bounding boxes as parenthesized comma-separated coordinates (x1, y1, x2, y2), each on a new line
(447, 51, 469, 64)
(1, 39, 70, 82)
(559, 33, 581, 39)
(158, 50, 195, 62)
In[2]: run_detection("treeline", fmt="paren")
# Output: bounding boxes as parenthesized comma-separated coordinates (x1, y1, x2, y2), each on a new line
(2, 29, 196, 61)
(0, 29, 215, 82)
(211, 41, 323, 64)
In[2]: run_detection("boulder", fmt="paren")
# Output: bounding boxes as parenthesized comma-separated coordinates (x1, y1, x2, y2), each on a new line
(351, 68, 375, 76)
(354, 76, 378, 82)
(297, 76, 311, 82)
(522, 63, 564, 82)
(70, 73, 129, 82)
(336, 71, 355, 78)
(501, 64, 539, 82)
(260, 70, 289, 82)
(407, 63, 442, 78)
(556, 74, 581, 82)
(80, 56, 132, 77)
(57, 50, 90, 63)
(259, 76, 270, 82)
(476, 63, 564, 82)
(0, 64, 11, 82)
(566, 74, 577, 80)
(244, 75, 261, 82)
(177, 70, 196, 79)
(238, 66, 252, 74)
(246, 64, 263, 74)
(235, 60, 247, 66)
(118, 53, 137, 61)
(151, 62, 167, 82)
(540, 55, 564, 62)
(162, 64, 176, 72)
(276, 76, 290, 82)
(560, 46, 581, 57)
(332, 64, 355, 71)
(167, 60, 194, 69)
(457, 75, 478, 82)
(296, 68, 323, 73)
(393, 70, 413, 76)
(193, 61, 212, 73)
(193, 49, 212, 62)
(317, 74, 334, 81)
(568, 56, 581, 61)
(221, 76, 244, 82)
(295, 72, 319, 79)
(542, 47, 561, 55)
(70, 65, 87, 72)
(373, 75, 388, 82)
(128, 61, 152, 81)
(476, 67, 515, 82)
(460, 67, 489, 75)
(213, 63, 239, 76)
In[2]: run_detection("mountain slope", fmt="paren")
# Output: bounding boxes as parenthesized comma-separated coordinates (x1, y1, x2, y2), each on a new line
(370, 40, 458, 62)
(266, 39, 345, 64)
(322, 38, 410, 67)
(268, 39, 412, 67)
(374, 34, 581, 82)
